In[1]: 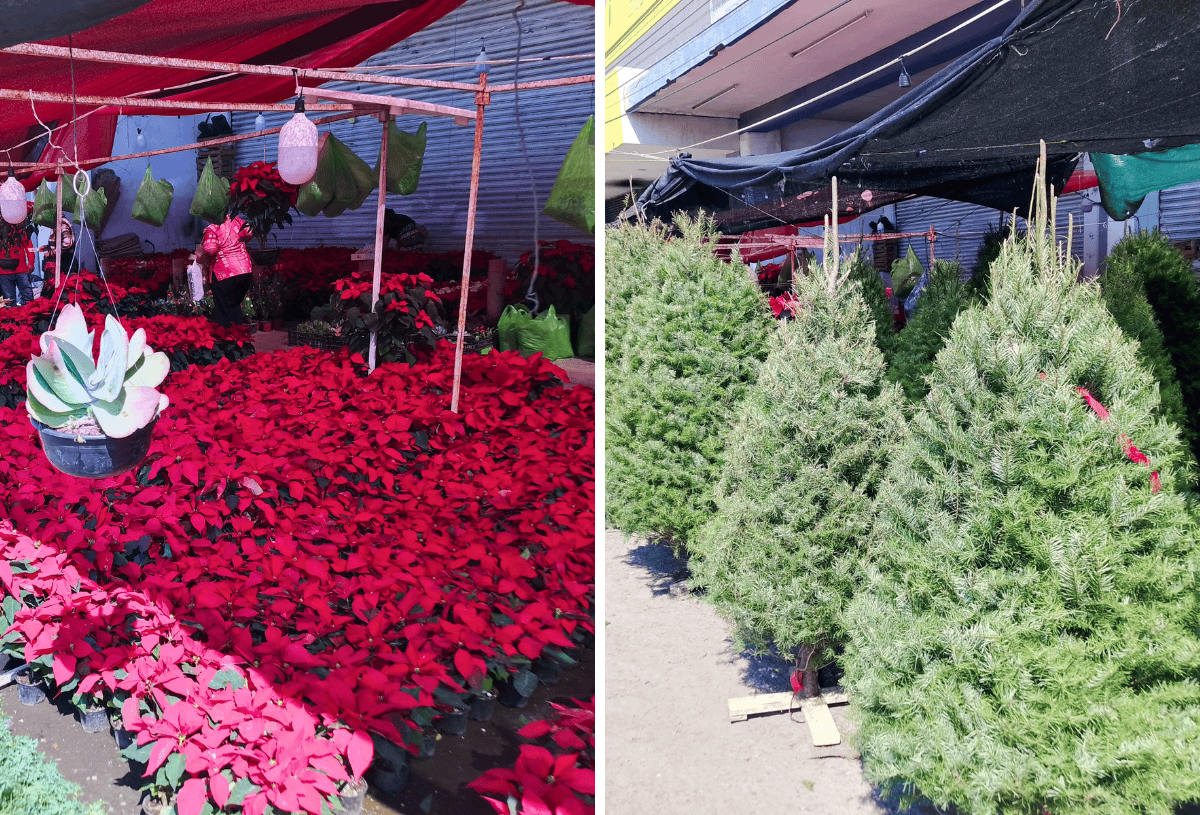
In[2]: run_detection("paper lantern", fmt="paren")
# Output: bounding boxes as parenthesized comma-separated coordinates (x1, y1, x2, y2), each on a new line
(0, 175, 26, 225)
(277, 100, 318, 186)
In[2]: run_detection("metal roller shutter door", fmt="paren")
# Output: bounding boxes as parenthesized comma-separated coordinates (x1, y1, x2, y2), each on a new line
(232, 0, 594, 262)
(896, 197, 1006, 274)
(1160, 181, 1200, 241)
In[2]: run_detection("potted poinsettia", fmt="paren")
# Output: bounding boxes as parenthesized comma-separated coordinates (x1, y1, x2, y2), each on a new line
(227, 161, 298, 267)
(0, 201, 35, 272)
(25, 303, 170, 478)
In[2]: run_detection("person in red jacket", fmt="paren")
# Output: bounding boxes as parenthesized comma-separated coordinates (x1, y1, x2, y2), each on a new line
(0, 232, 35, 305)
(199, 214, 253, 327)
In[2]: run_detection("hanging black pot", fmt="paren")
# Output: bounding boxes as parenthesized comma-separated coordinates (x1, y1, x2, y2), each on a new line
(0, 258, 18, 272)
(248, 247, 280, 267)
(32, 417, 158, 479)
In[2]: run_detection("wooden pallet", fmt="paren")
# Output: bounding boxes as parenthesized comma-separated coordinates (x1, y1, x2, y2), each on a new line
(728, 687, 848, 746)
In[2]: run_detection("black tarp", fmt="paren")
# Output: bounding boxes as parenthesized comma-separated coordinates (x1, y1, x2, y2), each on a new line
(632, 0, 1200, 228)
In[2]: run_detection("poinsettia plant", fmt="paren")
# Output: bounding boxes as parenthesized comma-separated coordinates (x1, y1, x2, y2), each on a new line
(0, 201, 36, 257)
(227, 161, 298, 250)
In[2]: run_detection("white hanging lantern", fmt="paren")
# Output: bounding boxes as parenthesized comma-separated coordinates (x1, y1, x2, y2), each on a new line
(0, 174, 25, 225)
(277, 99, 318, 186)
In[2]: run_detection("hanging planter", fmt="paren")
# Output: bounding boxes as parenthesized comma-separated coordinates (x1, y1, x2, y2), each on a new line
(26, 303, 170, 479)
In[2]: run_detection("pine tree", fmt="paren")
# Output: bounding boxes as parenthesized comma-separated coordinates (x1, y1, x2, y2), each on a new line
(845, 162, 1200, 815)
(847, 248, 898, 365)
(1105, 230, 1200, 464)
(886, 260, 973, 402)
(689, 228, 905, 686)
(605, 214, 773, 548)
(1100, 253, 1193, 472)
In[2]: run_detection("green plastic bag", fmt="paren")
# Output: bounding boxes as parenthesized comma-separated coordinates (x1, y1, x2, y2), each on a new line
(75, 187, 107, 227)
(375, 121, 426, 195)
(1093, 143, 1200, 220)
(576, 305, 595, 360)
(190, 157, 231, 224)
(517, 305, 574, 361)
(31, 180, 56, 227)
(32, 178, 78, 227)
(319, 133, 377, 218)
(542, 116, 594, 235)
(131, 166, 174, 227)
(497, 304, 531, 351)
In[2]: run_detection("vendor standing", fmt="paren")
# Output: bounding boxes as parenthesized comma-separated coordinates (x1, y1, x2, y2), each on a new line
(0, 202, 38, 305)
(38, 214, 75, 287)
(199, 214, 253, 327)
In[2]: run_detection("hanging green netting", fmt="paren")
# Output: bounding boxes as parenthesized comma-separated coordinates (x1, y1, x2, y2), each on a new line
(542, 116, 594, 235)
(189, 157, 230, 224)
(131, 166, 174, 227)
(297, 133, 377, 219)
(375, 121, 426, 195)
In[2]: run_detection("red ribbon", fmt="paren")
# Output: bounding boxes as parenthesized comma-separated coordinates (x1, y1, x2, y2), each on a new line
(1074, 386, 1160, 493)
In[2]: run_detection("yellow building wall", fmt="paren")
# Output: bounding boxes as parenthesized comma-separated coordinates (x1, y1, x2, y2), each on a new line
(605, 0, 684, 66)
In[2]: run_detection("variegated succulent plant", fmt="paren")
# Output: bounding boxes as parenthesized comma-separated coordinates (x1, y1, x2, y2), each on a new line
(26, 303, 170, 438)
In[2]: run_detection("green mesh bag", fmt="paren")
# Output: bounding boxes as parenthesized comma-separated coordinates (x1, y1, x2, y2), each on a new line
(517, 305, 574, 360)
(497, 304, 531, 351)
(75, 187, 107, 228)
(542, 116, 594, 235)
(31, 180, 56, 227)
(190, 157, 231, 224)
(375, 121, 426, 195)
(131, 166, 174, 227)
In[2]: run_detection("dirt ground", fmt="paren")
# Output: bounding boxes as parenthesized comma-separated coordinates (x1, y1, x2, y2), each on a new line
(0, 651, 593, 815)
(604, 528, 935, 815)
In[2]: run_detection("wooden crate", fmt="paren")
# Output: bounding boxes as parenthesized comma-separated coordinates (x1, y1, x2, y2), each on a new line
(197, 141, 237, 181)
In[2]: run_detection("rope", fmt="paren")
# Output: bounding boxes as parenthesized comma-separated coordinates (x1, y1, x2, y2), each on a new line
(512, 0, 541, 315)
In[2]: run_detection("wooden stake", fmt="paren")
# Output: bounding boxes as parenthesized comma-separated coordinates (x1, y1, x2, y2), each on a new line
(54, 171, 62, 288)
(368, 111, 389, 373)
(450, 73, 489, 414)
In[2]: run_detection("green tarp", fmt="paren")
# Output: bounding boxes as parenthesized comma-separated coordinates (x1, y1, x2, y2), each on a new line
(1093, 143, 1200, 220)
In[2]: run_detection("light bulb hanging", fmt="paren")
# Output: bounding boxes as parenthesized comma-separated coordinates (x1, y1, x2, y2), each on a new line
(277, 97, 318, 186)
(254, 112, 265, 131)
(135, 127, 146, 149)
(0, 169, 25, 226)
(474, 43, 489, 78)
(898, 58, 911, 88)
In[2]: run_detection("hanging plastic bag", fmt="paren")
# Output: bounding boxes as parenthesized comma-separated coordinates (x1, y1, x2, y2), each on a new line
(575, 305, 595, 360)
(131, 166, 174, 227)
(190, 157, 231, 224)
(31, 180, 56, 227)
(75, 187, 107, 228)
(497, 304, 531, 351)
(375, 121, 426, 195)
(321, 133, 377, 218)
(517, 305, 574, 360)
(542, 116, 594, 235)
(187, 256, 205, 302)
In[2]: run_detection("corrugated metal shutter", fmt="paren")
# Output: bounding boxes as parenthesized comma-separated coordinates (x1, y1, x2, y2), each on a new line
(1160, 180, 1200, 241)
(897, 192, 1086, 273)
(895, 197, 1005, 273)
(232, 0, 594, 262)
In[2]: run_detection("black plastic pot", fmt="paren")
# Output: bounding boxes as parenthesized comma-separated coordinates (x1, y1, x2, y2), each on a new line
(338, 778, 368, 815)
(249, 248, 280, 267)
(437, 708, 469, 736)
(468, 690, 496, 721)
(114, 726, 134, 750)
(32, 416, 158, 479)
(370, 736, 410, 796)
(80, 705, 107, 733)
(16, 672, 44, 706)
(532, 658, 562, 685)
(0, 258, 18, 272)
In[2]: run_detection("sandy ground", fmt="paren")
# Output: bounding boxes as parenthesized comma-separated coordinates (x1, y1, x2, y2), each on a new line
(605, 528, 927, 815)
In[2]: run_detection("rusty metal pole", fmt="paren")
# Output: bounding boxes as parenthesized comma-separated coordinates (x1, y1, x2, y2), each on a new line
(54, 171, 63, 288)
(450, 73, 488, 414)
(368, 111, 390, 373)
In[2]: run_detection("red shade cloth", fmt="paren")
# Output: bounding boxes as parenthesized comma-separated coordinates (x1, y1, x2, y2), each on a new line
(201, 217, 252, 282)
(0, 0, 471, 186)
